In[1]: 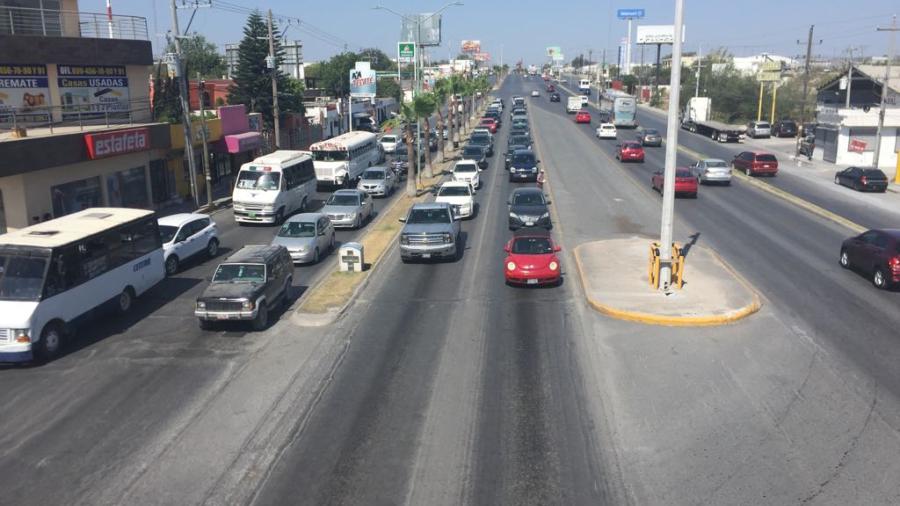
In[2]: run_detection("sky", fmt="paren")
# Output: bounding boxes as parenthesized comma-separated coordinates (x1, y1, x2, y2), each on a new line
(111, 0, 898, 66)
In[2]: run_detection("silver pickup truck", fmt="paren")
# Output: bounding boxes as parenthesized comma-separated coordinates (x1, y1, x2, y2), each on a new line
(399, 202, 461, 262)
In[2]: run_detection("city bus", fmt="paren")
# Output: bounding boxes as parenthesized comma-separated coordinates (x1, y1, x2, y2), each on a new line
(310, 131, 380, 188)
(613, 96, 638, 128)
(0, 208, 165, 362)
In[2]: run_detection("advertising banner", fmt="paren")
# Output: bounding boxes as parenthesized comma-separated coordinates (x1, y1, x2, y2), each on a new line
(461, 40, 481, 53)
(546, 46, 564, 61)
(398, 42, 415, 63)
(849, 138, 867, 153)
(57, 64, 130, 118)
(400, 14, 441, 46)
(617, 8, 645, 19)
(350, 65, 377, 98)
(635, 25, 686, 44)
(0, 63, 50, 118)
(474, 52, 490, 62)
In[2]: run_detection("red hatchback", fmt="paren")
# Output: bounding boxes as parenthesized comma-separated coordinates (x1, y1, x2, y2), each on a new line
(651, 168, 699, 198)
(575, 110, 591, 124)
(504, 229, 562, 287)
(479, 118, 498, 133)
(840, 229, 900, 289)
(616, 141, 645, 162)
(732, 151, 778, 176)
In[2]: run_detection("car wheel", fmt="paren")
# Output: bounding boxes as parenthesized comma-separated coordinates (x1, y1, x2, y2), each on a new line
(840, 250, 850, 269)
(275, 209, 285, 225)
(165, 255, 179, 276)
(36, 322, 64, 360)
(313, 247, 320, 264)
(117, 287, 134, 314)
(329, 234, 336, 252)
(300, 198, 308, 212)
(354, 215, 362, 229)
(252, 304, 269, 331)
(283, 278, 293, 309)
(873, 268, 888, 289)
(206, 238, 219, 258)
(834, 176, 840, 185)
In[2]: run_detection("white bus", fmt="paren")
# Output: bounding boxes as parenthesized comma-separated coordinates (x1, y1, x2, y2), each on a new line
(0, 208, 165, 362)
(310, 131, 380, 188)
(232, 151, 317, 225)
(578, 79, 592, 95)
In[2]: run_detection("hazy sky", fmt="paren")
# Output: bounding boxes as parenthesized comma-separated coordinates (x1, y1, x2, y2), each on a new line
(113, 0, 897, 65)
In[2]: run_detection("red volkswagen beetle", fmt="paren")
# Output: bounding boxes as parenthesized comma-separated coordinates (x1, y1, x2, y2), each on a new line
(478, 117, 498, 133)
(575, 110, 591, 124)
(616, 141, 645, 162)
(651, 168, 699, 198)
(503, 229, 562, 286)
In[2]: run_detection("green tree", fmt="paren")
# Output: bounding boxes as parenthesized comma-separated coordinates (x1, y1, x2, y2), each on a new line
(382, 102, 419, 197)
(432, 78, 450, 160)
(413, 93, 437, 178)
(151, 74, 182, 124)
(357, 48, 397, 71)
(166, 34, 226, 78)
(377, 77, 402, 103)
(318, 51, 358, 98)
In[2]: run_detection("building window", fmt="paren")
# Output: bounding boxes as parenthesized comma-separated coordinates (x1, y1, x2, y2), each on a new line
(51, 176, 102, 218)
(0, 189, 6, 234)
(106, 166, 149, 209)
(149, 159, 175, 204)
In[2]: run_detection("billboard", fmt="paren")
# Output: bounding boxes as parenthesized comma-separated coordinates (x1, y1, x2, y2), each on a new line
(617, 8, 645, 19)
(635, 25, 686, 44)
(350, 64, 376, 98)
(0, 63, 49, 118)
(461, 40, 481, 53)
(546, 46, 563, 60)
(398, 42, 415, 63)
(474, 52, 490, 62)
(57, 64, 130, 119)
(400, 14, 441, 46)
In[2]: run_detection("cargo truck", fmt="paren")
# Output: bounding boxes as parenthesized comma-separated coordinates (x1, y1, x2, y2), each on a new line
(680, 97, 745, 142)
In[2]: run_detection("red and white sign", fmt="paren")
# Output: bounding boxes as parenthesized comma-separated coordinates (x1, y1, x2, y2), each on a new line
(84, 127, 150, 159)
(848, 138, 867, 153)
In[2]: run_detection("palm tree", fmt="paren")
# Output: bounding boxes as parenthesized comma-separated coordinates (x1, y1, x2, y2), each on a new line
(412, 93, 437, 179)
(432, 79, 450, 161)
(382, 102, 418, 197)
(448, 75, 466, 147)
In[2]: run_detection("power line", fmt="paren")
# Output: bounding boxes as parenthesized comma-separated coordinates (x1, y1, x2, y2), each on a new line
(208, 1, 353, 49)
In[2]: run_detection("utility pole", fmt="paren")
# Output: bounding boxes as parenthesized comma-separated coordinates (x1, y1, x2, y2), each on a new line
(267, 9, 281, 149)
(796, 25, 817, 157)
(197, 72, 212, 205)
(658, 0, 685, 291)
(694, 44, 702, 98)
(875, 15, 897, 173)
(845, 46, 858, 109)
(169, 0, 199, 208)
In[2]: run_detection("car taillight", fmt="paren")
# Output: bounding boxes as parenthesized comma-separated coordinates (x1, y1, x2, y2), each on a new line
(889, 256, 900, 269)
(861, 176, 868, 185)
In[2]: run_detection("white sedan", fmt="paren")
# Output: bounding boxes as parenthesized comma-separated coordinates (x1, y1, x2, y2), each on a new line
(452, 160, 482, 190)
(596, 123, 617, 139)
(531, 90, 540, 97)
(434, 181, 476, 219)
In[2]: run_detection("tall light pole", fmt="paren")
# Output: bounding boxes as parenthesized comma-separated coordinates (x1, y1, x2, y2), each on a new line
(874, 15, 897, 174)
(658, 0, 685, 292)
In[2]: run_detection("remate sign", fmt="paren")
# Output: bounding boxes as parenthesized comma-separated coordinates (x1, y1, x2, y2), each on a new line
(84, 127, 149, 159)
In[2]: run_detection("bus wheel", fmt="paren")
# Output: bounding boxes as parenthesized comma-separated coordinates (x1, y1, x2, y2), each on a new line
(117, 287, 135, 314)
(37, 322, 64, 360)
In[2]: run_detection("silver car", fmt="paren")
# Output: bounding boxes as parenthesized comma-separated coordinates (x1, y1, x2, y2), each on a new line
(692, 158, 732, 185)
(271, 213, 336, 264)
(357, 166, 397, 197)
(746, 121, 771, 139)
(321, 189, 374, 229)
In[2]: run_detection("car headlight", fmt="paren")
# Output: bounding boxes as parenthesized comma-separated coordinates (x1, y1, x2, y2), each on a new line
(347, 212, 358, 219)
(242, 300, 255, 310)
(13, 329, 30, 343)
(196, 301, 206, 309)
(549, 261, 559, 271)
(400, 234, 410, 245)
(443, 233, 453, 243)
(507, 261, 516, 271)
(541, 212, 550, 219)
(509, 212, 519, 220)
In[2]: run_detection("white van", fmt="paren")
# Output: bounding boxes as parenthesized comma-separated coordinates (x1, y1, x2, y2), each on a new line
(232, 151, 317, 225)
(311, 131, 380, 188)
(579, 79, 592, 95)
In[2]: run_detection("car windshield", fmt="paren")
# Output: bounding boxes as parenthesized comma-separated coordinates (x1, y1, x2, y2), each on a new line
(471, 136, 489, 144)
(756, 154, 777, 162)
(439, 186, 471, 197)
(395, 153, 408, 161)
(455, 164, 477, 173)
(706, 160, 728, 168)
(511, 136, 530, 144)
(312, 150, 349, 162)
(513, 192, 545, 205)
(381, 136, 397, 143)
(278, 221, 316, 238)
(624, 143, 641, 149)
(676, 170, 693, 178)
(212, 263, 266, 283)
(463, 148, 482, 157)
(512, 154, 536, 165)
(512, 237, 553, 255)
(158, 225, 178, 244)
(0, 252, 48, 301)
(362, 170, 385, 180)
(236, 170, 281, 191)
(326, 194, 361, 206)
(407, 208, 451, 224)
(644, 129, 659, 135)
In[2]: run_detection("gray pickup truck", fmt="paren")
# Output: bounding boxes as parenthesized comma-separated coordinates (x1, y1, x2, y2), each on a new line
(399, 202, 461, 262)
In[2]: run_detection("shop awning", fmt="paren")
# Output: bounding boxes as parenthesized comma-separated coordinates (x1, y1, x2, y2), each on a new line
(216, 131, 261, 153)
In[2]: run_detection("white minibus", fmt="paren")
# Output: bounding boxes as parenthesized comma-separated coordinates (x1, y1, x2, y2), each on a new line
(232, 150, 317, 225)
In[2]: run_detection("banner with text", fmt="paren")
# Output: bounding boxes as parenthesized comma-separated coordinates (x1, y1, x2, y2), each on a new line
(57, 64, 130, 118)
(461, 40, 481, 53)
(0, 63, 50, 118)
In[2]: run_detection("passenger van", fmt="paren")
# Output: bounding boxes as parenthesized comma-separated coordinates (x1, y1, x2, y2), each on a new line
(0, 208, 165, 362)
(578, 79, 592, 95)
(310, 131, 380, 188)
(232, 150, 317, 225)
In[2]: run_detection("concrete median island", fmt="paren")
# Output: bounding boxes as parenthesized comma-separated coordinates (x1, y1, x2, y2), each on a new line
(573, 236, 761, 326)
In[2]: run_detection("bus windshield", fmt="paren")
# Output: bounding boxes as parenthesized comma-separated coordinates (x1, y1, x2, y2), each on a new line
(313, 150, 349, 162)
(236, 170, 281, 191)
(0, 251, 49, 301)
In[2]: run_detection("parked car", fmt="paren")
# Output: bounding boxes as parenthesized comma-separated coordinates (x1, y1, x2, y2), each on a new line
(469, 133, 495, 156)
(616, 141, 645, 163)
(195, 245, 293, 331)
(399, 202, 461, 262)
(505, 144, 531, 169)
(636, 128, 662, 146)
(771, 119, 798, 137)
(320, 189, 374, 229)
(434, 181, 476, 219)
(834, 167, 889, 192)
(799, 134, 815, 160)
(158, 213, 220, 276)
(596, 123, 617, 139)
(746, 121, 772, 138)
(651, 168, 699, 198)
(379, 134, 402, 154)
(531, 90, 540, 97)
(461, 145, 488, 169)
(452, 160, 483, 189)
(271, 213, 336, 264)
(575, 110, 591, 124)
(357, 166, 398, 197)
(508, 150, 540, 182)
(508, 187, 552, 230)
(840, 229, 900, 289)
(691, 158, 732, 185)
(732, 151, 778, 176)
(503, 228, 562, 287)
(549, 92, 561, 102)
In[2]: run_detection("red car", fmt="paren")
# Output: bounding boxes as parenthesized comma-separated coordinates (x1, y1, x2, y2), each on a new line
(651, 168, 699, 198)
(840, 229, 900, 289)
(478, 117, 498, 133)
(616, 141, 645, 162)
(575, 110, 591, 124)
(546, 84, 556, 92)
(504, 229, 562, 286)
(732, 151, 778, 176)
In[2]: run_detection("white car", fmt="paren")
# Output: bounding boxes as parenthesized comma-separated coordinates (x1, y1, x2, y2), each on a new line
(531, 90, 540, 97)
(434, 181, 476, 219)
(452, 160, 482, 190)
(596, 123, 617, 139)
(380, 134, 402, 154)
(157, 213, 220, 275)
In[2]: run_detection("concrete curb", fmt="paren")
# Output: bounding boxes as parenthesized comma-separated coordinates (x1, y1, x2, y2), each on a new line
(572, 242, 762, 327)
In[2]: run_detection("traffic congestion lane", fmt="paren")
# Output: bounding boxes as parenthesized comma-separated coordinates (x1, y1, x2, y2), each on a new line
(522, 75, 900, 504)
(252, 79, 616, 505)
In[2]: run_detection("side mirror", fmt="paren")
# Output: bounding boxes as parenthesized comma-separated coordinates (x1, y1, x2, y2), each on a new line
(503, 245, 511, 253)
(545, 199, 552, 205)
(553, 245, 562, 252)
(398, 217, 406, 223)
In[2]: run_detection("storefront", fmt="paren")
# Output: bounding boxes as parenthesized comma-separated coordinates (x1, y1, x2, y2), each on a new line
(213, 105, 262, 183)
(167, 116, 223, 200)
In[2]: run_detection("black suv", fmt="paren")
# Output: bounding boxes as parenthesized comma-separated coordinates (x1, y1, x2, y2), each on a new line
(772, 120, 798, 138)
(461, 145, 488, 169)
(508, 150, 540, 182)
(469, 132, 494, 156)
(195, 245, 293, 331)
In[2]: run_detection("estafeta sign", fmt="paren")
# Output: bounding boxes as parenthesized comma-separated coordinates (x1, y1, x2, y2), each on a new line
(84, 127, 150, 159)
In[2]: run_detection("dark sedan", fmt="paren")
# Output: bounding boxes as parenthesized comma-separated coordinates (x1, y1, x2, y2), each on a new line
(834, 167, 888, 193)
(461, 145, 488, 169)
(840, 229, 900, 289)
(636, 128, 662, 147)
(549, 92, 561, 102)
(508, 187, 552, 230)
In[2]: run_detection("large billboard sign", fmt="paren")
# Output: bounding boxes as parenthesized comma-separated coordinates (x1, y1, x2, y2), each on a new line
(461, 40, 481, 53)
(0, 63, 49, 117)
(57, 64, 130, 118)
(474, 52, 490, 62)
(635, 25, 686, 44)
(401, 14, 442, 46)
(350, 63, 376, 98)
(546, 46, 564, 61)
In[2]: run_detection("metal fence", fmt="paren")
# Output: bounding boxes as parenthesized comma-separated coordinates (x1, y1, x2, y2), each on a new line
(0, 98, 154, 138)
(0, 5, 148, 40)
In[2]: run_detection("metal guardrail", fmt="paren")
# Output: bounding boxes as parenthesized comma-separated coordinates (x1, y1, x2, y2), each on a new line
(0, 99, 154, 138)
(0, 5, 148, 41)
